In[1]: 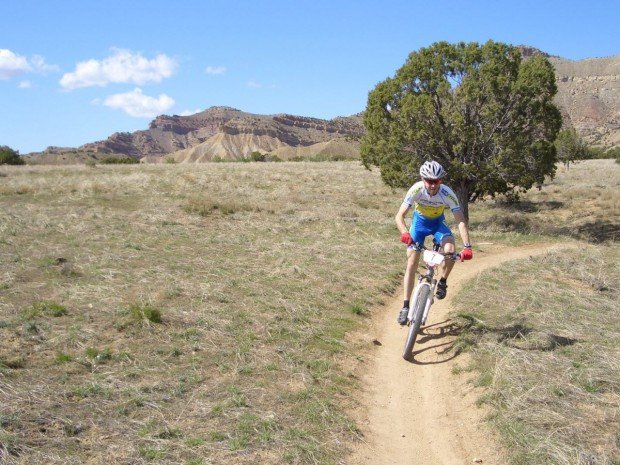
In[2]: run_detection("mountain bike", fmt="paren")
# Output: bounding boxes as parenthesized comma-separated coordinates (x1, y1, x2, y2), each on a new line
(402, 241, 460, 361)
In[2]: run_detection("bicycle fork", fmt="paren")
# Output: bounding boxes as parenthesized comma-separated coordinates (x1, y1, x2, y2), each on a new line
(407, 277, 435, 326)
(421, 280, 435, 325)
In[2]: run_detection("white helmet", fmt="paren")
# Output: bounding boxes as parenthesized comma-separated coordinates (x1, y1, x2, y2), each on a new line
(419, 160, 446, 180)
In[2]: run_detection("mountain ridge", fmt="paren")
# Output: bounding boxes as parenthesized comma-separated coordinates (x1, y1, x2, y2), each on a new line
(25, 50, 618, 164)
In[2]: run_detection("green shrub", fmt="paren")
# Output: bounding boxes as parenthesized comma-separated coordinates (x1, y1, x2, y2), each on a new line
(584, 146, 620, 160)
(100, 156, 139, 164)
(348, 303, 365, 315)
(250, 151, 266, 162)
(289, 153, 351, 162)
(554, 128, 588, 165)
(55, 352, 73, 364)
(24, 301, 68, 319)
(128, 304, 163, 324)
(85, 347, 113, 362)
(0, 146, 25, 165)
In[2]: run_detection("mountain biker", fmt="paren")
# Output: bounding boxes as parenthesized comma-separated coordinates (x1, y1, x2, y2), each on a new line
(395, 160, 473, 325)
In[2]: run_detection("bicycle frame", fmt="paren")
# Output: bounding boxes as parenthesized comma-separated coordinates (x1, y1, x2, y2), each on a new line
(402, 242, 459, 361)
(406, 249, 444, 325)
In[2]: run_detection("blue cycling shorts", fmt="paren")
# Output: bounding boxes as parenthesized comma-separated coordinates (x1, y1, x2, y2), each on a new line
(409, 212, 453, 246)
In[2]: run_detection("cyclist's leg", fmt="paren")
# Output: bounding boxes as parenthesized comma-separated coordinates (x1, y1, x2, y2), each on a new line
(439, 236, 456, 279)
(403, 213, 430, 302)
(434, 218, 456, 279)
(404, 246, 421, 302)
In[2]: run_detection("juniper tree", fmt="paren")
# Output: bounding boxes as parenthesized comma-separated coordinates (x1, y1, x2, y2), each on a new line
(554, 128, 588, 168)
(0, 145, 24, 165)
(361, 40, 562, 221)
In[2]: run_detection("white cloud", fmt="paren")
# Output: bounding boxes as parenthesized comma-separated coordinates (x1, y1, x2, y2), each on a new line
(0, 49, 60, 80)
(205, 66, 226, 75)
(31, 55, 59, 74)
(0, 49, 32, 79)
(60, 49, 177, 90)
(18, 80, 32, 89)
(179, 109, 203, 116)
(103, 88, 175, 118)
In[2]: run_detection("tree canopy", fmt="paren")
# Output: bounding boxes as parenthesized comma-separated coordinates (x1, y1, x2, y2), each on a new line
(361, 40, 563, 221)
(554, 128, 588, 167)
(0, 146, 24, 165)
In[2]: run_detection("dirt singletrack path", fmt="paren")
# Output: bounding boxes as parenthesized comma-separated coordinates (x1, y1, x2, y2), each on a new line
(346, 243, 566, 465)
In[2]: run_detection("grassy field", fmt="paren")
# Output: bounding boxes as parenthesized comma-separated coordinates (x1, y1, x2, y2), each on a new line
(0, 161, 407, 465)
(0, 159, 618, 464)
(470, 159, 619, 244)
(454, 246, 619, 465)
(456, 159, 619, 465)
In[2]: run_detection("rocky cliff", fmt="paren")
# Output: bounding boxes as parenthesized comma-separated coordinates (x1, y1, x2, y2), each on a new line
(73, 107, 364, 162)
(550, 55, 619, 147)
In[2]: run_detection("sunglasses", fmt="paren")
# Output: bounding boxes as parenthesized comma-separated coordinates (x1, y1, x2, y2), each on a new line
(423, 178, 442, 185)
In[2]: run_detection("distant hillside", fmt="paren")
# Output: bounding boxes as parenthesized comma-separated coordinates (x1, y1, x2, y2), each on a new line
(26, 107, 364, 164)
(518, 46, 619, 147)
(550, 55, 619, 147)
(25, 49, 618, 164)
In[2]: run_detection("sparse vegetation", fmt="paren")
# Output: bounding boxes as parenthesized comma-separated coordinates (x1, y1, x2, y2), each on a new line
(0, 161, 401, 464)
(0, 159, 616, 464)
(290, 153, 352, 162)
(470, 159, 619, 243)
(100, 155, 139, 164)
(585, 145, 620, 160)
(250, 151, 267, 162)
(453, 246, 619, 464)
(24, 301, 68, 318)
(127, 303, 163, 324)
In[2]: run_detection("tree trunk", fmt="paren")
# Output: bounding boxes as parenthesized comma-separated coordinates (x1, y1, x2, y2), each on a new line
(454, 183, 470, 224)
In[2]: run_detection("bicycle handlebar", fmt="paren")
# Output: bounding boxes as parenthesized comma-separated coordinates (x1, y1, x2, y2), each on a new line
(410, 242, 461, 260)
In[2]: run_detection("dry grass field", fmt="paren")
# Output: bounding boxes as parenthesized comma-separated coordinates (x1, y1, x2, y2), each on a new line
(454, 246, 619, 465)
(456, 159, 619, 465)
(0, 162, 404, 464)
(0, 159, 618, 465)
(470, 159, 619, 244)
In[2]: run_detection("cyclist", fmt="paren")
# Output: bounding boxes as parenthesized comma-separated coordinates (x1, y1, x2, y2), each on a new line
(395, 160, 473, 325)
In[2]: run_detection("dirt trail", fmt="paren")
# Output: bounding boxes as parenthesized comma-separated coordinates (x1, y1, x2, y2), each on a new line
(346, 243, 566, 465)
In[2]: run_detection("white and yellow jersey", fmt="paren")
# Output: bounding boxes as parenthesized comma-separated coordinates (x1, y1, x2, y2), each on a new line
(402, 181, 461, 219)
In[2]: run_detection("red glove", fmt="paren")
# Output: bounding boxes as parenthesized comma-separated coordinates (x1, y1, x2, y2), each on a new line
(400, 232, 413, 245)
(460, 247, 473, 261)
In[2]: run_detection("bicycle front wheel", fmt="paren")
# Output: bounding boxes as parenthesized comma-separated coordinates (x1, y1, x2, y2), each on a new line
(402, 284, 431, 361)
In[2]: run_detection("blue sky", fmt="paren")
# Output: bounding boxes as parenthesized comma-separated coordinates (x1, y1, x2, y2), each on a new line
(2, 0, 618, 154)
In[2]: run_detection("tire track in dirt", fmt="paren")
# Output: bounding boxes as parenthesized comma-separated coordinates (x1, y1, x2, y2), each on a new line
(346, 243, 570, 465)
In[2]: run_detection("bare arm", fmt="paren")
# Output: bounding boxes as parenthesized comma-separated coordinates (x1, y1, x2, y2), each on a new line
(395, 203, 411, 235)
(452, 210, 471, 246)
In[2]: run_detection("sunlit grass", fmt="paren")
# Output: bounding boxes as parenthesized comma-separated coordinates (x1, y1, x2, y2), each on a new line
(454, 246, 619, 464)
(0, 161, 402, 464)
(0, 159, 617, 464)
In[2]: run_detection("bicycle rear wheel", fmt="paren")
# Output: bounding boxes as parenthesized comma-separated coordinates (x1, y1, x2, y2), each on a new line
(402, 284, 431, 361)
